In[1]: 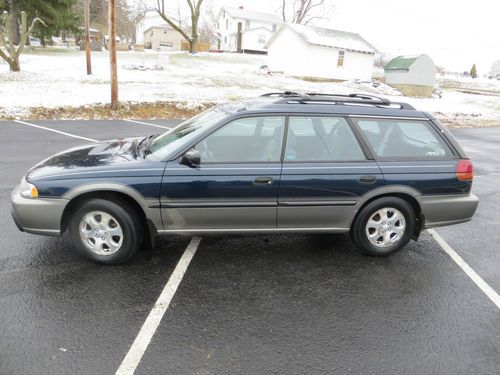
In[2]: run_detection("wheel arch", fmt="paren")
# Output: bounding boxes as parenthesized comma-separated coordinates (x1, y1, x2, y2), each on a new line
(60, 183, 159, 235)
(350, 186, 424, 239)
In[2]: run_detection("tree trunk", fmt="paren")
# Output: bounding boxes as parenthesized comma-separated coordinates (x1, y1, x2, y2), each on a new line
(190, 13, 199, 53)
(9, 58, 20, 72)
(9, 0, 20, 45)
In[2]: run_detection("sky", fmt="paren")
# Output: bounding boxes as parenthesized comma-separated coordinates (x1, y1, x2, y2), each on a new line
(137, 0, 500, 74)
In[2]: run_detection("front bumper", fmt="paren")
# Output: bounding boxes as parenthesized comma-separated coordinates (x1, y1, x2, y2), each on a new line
(417, 193, 479, 229)
(10, 184, 69, 236)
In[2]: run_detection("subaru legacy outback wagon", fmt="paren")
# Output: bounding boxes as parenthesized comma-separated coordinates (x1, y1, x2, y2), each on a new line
(11, 93, 478, 264)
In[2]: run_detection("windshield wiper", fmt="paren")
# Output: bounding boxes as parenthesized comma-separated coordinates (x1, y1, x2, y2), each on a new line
(136, 134, 157, 157)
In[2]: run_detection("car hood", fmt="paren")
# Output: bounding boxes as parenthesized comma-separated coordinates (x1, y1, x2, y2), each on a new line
(26, 137, 147, 181)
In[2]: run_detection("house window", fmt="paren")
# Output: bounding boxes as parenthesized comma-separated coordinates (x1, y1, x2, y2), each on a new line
(258, 34, 266, 43)
(337, 49, 345, 67)
(272, 24, 277, 32)
(245, 20, 250, 29)
(226, 19, 229, 29)
(163, 29, 168, 34)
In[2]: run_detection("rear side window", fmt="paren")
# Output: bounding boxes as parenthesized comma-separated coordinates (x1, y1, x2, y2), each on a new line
(285, 117, 365, 162)
(354, 119, 453, 159)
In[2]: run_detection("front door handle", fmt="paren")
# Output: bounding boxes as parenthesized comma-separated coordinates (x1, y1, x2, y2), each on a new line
(254, 176, 273, 185)
(358, 175, 377, 184)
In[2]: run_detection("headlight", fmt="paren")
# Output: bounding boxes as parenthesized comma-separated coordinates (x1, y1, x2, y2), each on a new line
(19, 179, 38, 199)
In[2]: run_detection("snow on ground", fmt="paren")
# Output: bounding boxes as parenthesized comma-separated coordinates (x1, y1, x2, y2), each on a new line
(0, 47, 499, 125)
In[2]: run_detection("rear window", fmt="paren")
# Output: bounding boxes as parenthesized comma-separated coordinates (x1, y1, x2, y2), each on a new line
(354, 119, 453, 159)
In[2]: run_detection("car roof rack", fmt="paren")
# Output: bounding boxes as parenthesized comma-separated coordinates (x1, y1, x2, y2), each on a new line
(260, 92, 415, 110)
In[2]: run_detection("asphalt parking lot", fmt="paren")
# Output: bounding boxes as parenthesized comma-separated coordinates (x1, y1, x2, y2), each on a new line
(0, 119, 499, 375)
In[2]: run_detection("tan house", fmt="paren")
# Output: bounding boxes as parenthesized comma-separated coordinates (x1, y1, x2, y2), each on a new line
(144, 25, 183, 51)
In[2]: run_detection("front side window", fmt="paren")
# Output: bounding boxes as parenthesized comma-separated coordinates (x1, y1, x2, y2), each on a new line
(258, 34, 266, 43)
(196, 117, 285, 163)
(149, 106, 227, 159)
(354, 119, 452, 159)
(284, 117, 365, 162)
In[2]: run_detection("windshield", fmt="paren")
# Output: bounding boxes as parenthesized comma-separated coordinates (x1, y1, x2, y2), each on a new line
(148, 106, 227, 160)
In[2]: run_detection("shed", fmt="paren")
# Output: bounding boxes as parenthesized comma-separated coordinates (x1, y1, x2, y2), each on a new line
(265, 23, 377, 81)
(384, 55, 437, 97)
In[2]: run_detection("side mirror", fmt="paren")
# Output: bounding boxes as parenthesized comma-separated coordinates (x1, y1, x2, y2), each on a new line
(180, 149, 201, 168)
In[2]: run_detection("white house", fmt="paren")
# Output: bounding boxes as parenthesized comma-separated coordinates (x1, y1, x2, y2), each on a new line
(135, 10, 164, 45)
(266, 23, 377, 81)
(216, 6, 282, 53)
(384, 54, 436, 97)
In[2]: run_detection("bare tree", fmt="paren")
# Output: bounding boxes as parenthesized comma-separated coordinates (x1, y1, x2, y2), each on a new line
(155, 0, 204, 53)
(280, 0, 331, 25)
(374, 52, 393, 68)
(197, 0, 217, 48)
(0, 10, 44, 71)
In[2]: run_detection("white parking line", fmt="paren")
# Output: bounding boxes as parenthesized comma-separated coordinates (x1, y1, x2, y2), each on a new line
(14, 120, 98, 143)
(429, 229, 500, 310)
(115, 237, 201, 375)
(124, 119, 172, 130)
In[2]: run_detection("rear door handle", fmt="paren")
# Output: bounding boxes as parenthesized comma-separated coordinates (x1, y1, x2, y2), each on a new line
(254, 176, 273, 185)
(358, 175, 377, 184)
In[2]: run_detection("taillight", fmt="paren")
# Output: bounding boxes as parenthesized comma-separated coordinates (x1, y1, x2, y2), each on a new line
(456, 159, 474, 181)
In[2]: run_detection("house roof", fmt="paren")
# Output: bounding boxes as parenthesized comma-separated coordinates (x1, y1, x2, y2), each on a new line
(384, 55, 423, 71)
(266, 23, 377, 54)
(220, 6, 282, 25)
(144, 24, 172, 33)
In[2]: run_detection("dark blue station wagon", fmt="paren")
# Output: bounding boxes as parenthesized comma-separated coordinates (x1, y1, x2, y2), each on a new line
(11, 93, 479, 264)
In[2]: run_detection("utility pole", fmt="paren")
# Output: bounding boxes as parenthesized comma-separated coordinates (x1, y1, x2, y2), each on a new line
(83, 0, 92, 75)
(109, 0, 118, 110)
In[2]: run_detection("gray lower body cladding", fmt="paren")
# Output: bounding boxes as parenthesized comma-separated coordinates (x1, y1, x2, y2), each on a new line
(417, 193, 479, 229)
(10, 185, 69, 236)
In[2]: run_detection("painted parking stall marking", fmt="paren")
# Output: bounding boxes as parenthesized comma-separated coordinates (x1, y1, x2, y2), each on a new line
(429, 229, 500, 310)
(116, 237, 201, 375)
(13, 120, 98, 143)
(125, 119, 172, 130)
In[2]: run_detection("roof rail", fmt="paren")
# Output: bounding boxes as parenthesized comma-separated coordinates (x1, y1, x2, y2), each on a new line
(260, 92, 415, 110)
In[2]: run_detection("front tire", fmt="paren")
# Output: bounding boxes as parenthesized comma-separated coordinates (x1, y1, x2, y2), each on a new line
(69, 198, 143, 265)
(351, 197, 415, 257)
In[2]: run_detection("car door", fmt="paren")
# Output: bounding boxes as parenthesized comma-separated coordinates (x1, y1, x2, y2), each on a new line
(160, 116, 286, 232)
(278, 116, 384, 229)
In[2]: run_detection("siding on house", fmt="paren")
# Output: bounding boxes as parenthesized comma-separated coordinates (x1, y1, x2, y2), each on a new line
(266, 24, 376, 81)
(384, 55, 437, 86)
(135, 11, 164, 44)
(144, 26, 183, 51)
(216, 7, 282, 53)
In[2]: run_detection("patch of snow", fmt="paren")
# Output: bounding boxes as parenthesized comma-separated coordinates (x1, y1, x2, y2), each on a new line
(0, 48, 499, 125)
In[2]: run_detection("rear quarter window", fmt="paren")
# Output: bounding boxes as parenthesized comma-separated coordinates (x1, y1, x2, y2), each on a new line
(354, 119, 453, 160)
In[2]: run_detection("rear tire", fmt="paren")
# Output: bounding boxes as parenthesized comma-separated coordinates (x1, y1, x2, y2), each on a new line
(69, 198, 143, 265)
(351, 197, 415, 257)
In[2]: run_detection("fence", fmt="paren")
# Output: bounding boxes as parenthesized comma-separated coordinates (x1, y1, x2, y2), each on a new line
(181, 41, 211, 52)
